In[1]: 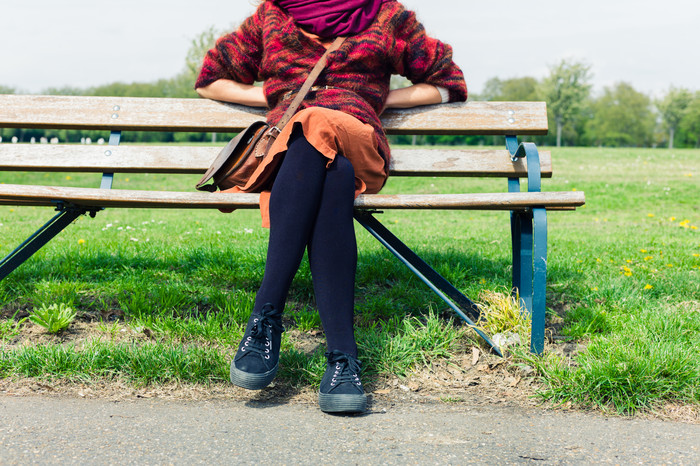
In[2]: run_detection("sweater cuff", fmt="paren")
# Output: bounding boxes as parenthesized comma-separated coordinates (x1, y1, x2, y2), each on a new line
(436, 86, 450, 104)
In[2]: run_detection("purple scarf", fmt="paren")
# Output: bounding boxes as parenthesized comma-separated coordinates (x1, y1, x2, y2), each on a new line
(274, 0, 390, 38)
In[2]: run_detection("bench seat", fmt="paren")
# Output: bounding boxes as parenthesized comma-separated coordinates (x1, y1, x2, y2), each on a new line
(0, 183, 584, 210)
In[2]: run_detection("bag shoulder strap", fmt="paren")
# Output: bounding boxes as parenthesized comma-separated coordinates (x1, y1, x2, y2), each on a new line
(275, 36, 346, 130)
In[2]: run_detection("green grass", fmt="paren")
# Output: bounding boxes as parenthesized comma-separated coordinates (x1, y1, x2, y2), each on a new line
(1, 145, 698, 414)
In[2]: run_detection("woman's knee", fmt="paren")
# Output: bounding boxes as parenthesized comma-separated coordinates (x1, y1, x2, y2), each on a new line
(333, 154, 355, 175)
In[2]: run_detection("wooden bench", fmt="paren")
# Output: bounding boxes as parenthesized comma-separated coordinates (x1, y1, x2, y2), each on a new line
(0, 94, 585, 355)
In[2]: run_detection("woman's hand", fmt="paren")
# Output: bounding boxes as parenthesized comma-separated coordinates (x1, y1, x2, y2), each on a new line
(383, 83, 442, 111)
(196, 79, 268, 108)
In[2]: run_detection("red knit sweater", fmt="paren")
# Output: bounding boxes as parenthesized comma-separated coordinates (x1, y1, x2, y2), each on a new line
(195, 0, 467, 162)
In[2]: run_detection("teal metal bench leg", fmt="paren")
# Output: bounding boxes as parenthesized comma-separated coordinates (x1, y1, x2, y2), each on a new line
(516, 211, 534, 315)
(531, 207, 548, 354)
(354, 210, 503, 357)
(507, 136, 548, 353)
(510, 211, 521, 292)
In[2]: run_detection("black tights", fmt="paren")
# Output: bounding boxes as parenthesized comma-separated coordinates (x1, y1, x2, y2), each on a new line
(253, 129, 358, 357)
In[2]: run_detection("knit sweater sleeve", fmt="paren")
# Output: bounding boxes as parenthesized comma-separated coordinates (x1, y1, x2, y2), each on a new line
(194, 6, 264, 89)
(388, 5, 467, 102)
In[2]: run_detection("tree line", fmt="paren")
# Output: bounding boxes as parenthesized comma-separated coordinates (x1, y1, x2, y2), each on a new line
(471, 61, 700, 149)
(1, 28, 699, 148)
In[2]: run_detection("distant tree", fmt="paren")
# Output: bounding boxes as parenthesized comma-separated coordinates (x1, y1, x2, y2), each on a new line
(0, 85, 17, 94)
(679, 91, 700, 148)
(479, 77, 539, 102)
(539, 59, 592, 147)
(479, 77, 502, 101)
(656, 86, 692, 149)
(185, 26, 225, 81)
(43, 86, 86, 95)
(585, 82, 654, 147)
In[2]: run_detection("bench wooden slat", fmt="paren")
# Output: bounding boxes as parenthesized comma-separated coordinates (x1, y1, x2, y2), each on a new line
(0, 145, 553, 178)
(389, 149, 552, 178)
(0, 95, 548, 135)
(0, 184, 584, 211)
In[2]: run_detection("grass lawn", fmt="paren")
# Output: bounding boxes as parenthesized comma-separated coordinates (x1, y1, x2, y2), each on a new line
(1, 145, 698, 416)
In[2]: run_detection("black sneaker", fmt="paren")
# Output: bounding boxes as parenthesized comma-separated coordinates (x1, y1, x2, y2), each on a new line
(230, 303, 283, 390)
(318, 350, 367, 413)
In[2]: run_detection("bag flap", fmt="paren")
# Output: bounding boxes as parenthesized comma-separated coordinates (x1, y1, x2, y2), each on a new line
(195, 121, 269, 191)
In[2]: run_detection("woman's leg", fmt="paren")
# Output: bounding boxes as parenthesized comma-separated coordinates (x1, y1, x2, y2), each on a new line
(253, 129, 328, 312)
(231, 130, 329, 389)
(307, 156, 366, 413)
(307, 155, 359, 358)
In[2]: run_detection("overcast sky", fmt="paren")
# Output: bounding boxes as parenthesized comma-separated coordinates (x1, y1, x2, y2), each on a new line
(1, 0, 697, 97)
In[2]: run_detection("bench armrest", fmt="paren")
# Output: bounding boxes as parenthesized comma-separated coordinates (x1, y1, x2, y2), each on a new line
(506, 135, 541, 193)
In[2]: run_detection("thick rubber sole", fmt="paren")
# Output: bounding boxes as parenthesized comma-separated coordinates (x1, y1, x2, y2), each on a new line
(229, 361, 278, 390)
(318, 392, 367, 413)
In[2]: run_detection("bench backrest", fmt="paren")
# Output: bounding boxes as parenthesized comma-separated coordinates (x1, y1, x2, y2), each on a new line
(0, 95, 550, 179)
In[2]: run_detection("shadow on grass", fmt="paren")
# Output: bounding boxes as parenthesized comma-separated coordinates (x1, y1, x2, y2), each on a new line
(1, 242, 585, 343)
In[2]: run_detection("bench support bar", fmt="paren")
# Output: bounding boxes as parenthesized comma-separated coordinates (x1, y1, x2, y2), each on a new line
(0, 204, 93, 281)
(531, 207, 547, 354)
(354, 210, 503, 357)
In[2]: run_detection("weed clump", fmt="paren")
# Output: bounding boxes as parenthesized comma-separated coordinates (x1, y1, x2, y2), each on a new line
(29, 303, 76, 334)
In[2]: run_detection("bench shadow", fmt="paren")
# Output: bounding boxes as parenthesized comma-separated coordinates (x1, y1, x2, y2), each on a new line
(3, 245, 583, 321)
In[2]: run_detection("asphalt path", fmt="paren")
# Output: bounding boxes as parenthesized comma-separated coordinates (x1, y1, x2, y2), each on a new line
(1, 395, 698, 464)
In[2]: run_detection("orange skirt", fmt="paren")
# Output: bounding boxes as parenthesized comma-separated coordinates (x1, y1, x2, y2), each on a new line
(221, 107, 388, 228)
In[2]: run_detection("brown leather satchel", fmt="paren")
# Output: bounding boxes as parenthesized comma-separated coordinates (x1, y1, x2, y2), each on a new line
(195, 36, 346, 193)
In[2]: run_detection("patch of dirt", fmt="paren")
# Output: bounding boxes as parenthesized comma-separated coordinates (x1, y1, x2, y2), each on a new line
(4, 320, 152, 348)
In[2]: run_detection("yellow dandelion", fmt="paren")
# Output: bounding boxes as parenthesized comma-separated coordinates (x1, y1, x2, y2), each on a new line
(644, 284, 653, 290)
(640, 249, 648, 253)
(644, 256, 653, 261)
(693, 253, 700, 258)
(591, 287, 599, 291)
(647, 213, 655, 218)
(65, 176, 72, 180)
(666, 264, 674, 268)
(684, 173, 693, 177)
(692, 226, 698, 230)
(626, 259, 633, 264)
(669, 217, 676, 221)
(596, 258, 602, 263)
(9, 209, 14, 213)
(78, 239, 86, 245)
(572, 188, 578, 191)
(624, 272, 633, 277)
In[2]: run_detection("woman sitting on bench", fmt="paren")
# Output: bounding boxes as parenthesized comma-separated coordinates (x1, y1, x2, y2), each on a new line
(195, 0, 466, 413)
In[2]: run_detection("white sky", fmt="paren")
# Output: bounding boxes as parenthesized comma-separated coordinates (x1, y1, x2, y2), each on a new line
(1, 0, 697, 97)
